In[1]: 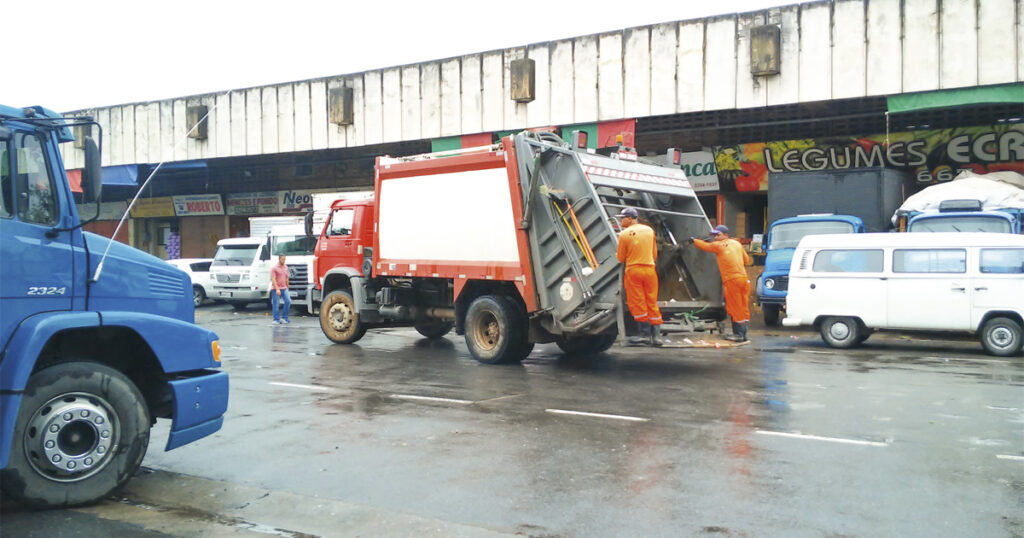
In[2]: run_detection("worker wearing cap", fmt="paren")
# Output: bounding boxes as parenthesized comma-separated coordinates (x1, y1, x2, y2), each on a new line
(616, 207, 663, 346)
(689, 225, 752, 342)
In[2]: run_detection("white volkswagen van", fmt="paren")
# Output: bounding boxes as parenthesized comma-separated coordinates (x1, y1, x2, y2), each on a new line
(782, 232, 1024, 356)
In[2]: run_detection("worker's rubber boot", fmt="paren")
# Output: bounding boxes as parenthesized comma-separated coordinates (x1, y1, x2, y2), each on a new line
(736, 322, 749, 342)
(650, 324, 664, 347)
(628, 322, 651, 345)
(724, 322, 742, 342)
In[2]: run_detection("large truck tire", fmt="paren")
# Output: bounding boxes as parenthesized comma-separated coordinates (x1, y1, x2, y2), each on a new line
(556, 334, 617, 356)
(980, 317, 1023, 357)
(464, 295, 525, 364)
(820, 316, 862, 349)
(192, 286, 206, 308)
(762, 304, 781, 327)
(320, 290, 367, 344)
(500, 296, 533, 362)
(414, 319, 454, 339)
(1, 362, 151, 509)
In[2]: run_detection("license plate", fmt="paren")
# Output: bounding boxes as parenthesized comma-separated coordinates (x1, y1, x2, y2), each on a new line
(289, 291, 299, 298)
(220, 292, 232, 298)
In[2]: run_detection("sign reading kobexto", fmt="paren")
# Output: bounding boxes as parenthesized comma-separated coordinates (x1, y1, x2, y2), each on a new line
(226, 191, 279, 215)
(173, 194, 224, 216)
(712, 124, 1024, 192)
(678, 151, 720, 192)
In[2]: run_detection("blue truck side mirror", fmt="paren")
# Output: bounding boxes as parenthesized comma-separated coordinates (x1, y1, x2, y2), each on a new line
(82, 137, 102, 203)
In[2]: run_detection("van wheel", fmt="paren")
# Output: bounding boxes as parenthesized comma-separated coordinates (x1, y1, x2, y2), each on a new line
(320, 290, 367, 344)
(414, 319, 454, 339)
(980, 317, 1023, 357)
(0, 362, 150, 509)
(192, 286, 206, 308)
(820, 316, 862, 349)
(763, 304, 781, 327)
(464, 295, 524, 364)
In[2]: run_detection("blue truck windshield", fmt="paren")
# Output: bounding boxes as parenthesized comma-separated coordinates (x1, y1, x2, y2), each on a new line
(910, 216, 1012, 233)
(770, 221, 855, 250)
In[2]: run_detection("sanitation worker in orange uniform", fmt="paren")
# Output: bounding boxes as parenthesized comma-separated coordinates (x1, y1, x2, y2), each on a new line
(690, 225, 752, 342)
(616, 207, 663, 346)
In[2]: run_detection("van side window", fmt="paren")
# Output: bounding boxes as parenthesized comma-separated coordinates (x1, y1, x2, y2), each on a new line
(980, 249, 1024, 274)
(893, 249, 966, 273)
(812, 249, 883, 273)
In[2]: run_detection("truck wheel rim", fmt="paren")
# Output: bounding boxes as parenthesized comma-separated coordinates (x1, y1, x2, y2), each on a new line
(829, 322, 850, 341)
(24, 392, 120, 483)
(472, 312, 500, 351)
(990, 326, 1013, 348)
(328, 302, 353, 332)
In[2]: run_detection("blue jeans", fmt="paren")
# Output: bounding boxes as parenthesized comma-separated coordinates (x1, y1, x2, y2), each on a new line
(271, 289, 291, 321)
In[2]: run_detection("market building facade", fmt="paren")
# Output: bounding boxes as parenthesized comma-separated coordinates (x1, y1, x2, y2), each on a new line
(62, 0, 1023, 259)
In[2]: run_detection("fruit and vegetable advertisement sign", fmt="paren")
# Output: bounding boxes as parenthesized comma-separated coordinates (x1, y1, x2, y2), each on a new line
(712, 124, 1023, 192)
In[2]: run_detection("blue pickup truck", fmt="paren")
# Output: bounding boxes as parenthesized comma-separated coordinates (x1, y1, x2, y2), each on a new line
(0, 105, 228, 508)
(756, 215, 865, 325)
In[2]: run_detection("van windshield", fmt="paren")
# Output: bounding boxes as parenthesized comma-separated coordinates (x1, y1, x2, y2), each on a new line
(272, 235, 317, 256)
(770, 221, 855, 250)
(213, 245, 259, 266)
(909, 216, 1011, 233)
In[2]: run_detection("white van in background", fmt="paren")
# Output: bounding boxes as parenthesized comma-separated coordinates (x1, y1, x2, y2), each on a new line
(783, 233, 1024, 356)
(209, 237, 273, 310)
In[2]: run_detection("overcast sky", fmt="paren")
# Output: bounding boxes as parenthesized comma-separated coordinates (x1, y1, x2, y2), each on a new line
(6, 0, 790, 112)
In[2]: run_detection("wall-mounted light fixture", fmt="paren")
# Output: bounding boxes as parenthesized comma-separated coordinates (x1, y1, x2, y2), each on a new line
(750, 25, 781, 76)
(186, 105, 209, 140)
(510, 58, 536, 103)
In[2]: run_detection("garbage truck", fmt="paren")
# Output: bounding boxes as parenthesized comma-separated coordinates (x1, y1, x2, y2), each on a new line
(309, 131, 725, 364)
(0, 105, 228, 508)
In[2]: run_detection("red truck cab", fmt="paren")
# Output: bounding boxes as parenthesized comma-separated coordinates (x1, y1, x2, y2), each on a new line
(314, 197, 376, 292)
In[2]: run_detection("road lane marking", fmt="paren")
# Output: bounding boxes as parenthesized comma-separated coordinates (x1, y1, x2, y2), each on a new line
(545, 409, 650, 422)
(925, 356, 1010, 364)
(390, 394, 473, 405)
(755, 430, 888, 447)
(268, 382, 333, 392)
(474, 394, 524, 404)
(996, 455, 1024, 462)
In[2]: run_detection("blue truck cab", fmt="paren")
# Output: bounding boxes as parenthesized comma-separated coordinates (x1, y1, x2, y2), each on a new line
(906, 200, 1022, 234)
(0, 105, 228, 508)
(756, 215, 865, 326)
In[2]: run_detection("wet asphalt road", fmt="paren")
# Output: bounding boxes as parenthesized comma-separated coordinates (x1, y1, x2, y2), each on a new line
(3, 303, 1023, 537)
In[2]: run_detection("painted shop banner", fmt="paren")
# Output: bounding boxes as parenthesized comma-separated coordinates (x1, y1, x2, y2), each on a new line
(130, 197, 176, 218)
(173, 194, 224, 216)
(678, 151, 720, 192)
(226, 191, 279, 216)
(712, 124, 1024, 192)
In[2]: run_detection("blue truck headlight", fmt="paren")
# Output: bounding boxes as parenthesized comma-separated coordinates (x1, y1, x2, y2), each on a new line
(765, 278, 775, 289)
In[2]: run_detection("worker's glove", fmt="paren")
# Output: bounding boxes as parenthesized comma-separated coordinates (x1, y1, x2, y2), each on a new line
(686, 237, 696, 245)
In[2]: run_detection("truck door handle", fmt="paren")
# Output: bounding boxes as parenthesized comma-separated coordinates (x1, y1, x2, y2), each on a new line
(951, 287, 965, 292)
(974, 287, 988, 291)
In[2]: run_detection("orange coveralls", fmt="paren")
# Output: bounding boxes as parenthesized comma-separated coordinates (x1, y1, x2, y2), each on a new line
(616, 223, 662, 325)
(694, 238, 752, 323)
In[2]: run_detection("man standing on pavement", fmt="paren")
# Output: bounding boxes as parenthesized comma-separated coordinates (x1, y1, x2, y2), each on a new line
(270, 254, 291, 325)
(689, 225, 752, 342)
(616, 207, 663, 346)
